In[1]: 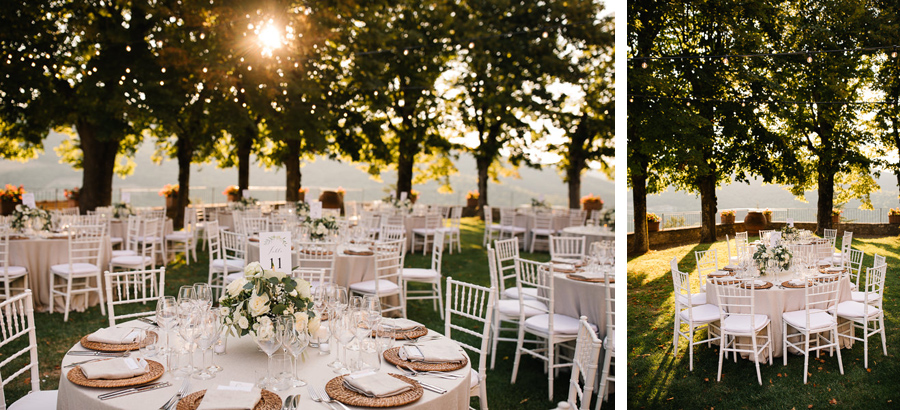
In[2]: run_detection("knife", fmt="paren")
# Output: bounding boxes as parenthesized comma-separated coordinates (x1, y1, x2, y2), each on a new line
(99, 382, 171, 400)
(138, 317, 159, 327)
(415, 380, 446, 394)
(67, 351, 130, 357)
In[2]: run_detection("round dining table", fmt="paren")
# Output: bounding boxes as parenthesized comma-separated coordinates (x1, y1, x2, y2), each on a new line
(57, 320, 472, 410)
(560, 226, 614, 249)
(246, 243, 378, 290)
(551, 271, 611, 338)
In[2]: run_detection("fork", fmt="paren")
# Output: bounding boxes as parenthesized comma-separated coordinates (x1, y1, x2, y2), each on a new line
(317, 387, 350, 410)
(308, 385, 333, 409)
(160, 379, 189, 410)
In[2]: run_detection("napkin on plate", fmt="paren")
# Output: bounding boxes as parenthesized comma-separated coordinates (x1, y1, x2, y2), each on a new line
(788, 279, 806, 286)
(344, 371, 413, 398)
(345, 245, 372, 253)
(825, 267, 844, 272)
(399, 341, 465, 364)
(79, 357, 149, 380)
(723, 264, 739, 270)
(551, 258, 582, 266)
(196, 387, 262, 410)
(381, 318, 422, 331)
(551, 263, 576, 272)
(749, 280, 767, 287)
(86, 327, 140, 344)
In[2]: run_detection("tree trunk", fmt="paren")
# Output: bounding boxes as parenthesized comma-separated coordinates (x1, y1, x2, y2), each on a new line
(76, 119, 120, 213)
(567, 162, 582, 210)
(396, 137, 417, 198)
(236, 127, 254, 199)
(285, 139, 301, 202)
(173, 136, 192, 231)
(567, 113, 588, 209)
(476, 155, 491, 219)
(816, 162, 835, 235)
(630, 170, 649, 255)
(698, 174, 718, 243)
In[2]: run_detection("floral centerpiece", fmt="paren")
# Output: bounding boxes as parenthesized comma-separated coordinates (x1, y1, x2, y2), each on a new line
(0, 184, 25, 215)
(383, 196, 413, 213)
(295, 201, 310, 219)
(531, 198, 551, 210)
(781, 225, 800, 243)
(229, 197, 259, 211)
(158, 184, 178, 198)
(305, 216, 338, 241)
(752, 242, 792, 275)
(581, 194, 604, 212)
(223, 186, 240, 202)
(218, 262, 320, 339)
(112, 202, 135, 219)
(10, 205, 51, 233)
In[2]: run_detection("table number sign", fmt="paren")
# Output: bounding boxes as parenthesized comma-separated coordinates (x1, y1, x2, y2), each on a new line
(309, 201, 323, 219)
(787, 218, 794, 227)
(400, 191, 408, 201)
(259, 231, 292, 272)
(242, 189, 250, 198)
(21, 193, 36, 209)
(121, 192, 131, 203)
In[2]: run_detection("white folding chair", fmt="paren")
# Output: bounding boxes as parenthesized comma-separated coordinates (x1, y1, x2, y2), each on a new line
(49, 224, 107, 321)
(671, 257, 718, 371)
(439, 206, 462, 254)
(843, 248, 864, 290)
(111, 215, 141, 258)
(716, 280, 771, 385)
(832, 231, 852, 263)
(823, 228, 837, 243)
(566, 210, 586, 229)
(0, 291, 57, 410)
(0, 229, 28, 300)
(694, 249, 719, 292)
(166, 209, 198, 264)
(104, 267, 166, 327)
(444, 277, 495, 410)
(566, 317, 601, 410)
(782, 273, 843, 384)
(836, 263, 887, 368)
(292, 268, 326, 294)
(725, 235, 739, 264)
(242, 216, 269, 236)
(498, 208, 526, 243)
(349, 239, 406, 317)
(510, 257, 595, 400)
(549, 235, 586, 262)
(486, 244, 545, 369)
(402, 232, 445, 319)
(529, 213, 554, 253)
(207, 222, 244, 300)
(494, 238, 537, 301)
(134, 216, 167, 266)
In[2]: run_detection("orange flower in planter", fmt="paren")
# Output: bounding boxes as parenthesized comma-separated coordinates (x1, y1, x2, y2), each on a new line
(158, 184, 179, 198)
(223, 185, 240, 196)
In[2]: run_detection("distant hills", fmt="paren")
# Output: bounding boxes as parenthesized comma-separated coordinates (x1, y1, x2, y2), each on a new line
(0, 131, 614, 208)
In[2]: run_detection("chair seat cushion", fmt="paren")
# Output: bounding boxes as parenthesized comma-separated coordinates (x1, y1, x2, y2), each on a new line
(134, 236, 163, 243)
(851, 291, 881, 304)
(109, 255, 153, 268)
(678, 304, 721, 324)
(0, 265, 27, 279)
(412, 228, 439, 235)
(500, 226, 526, 234)
(604, 329, 615, 352)
(109, 237, 123, 245)
(402, 268, 440, 281)
(8, 389, 58, 410)
(502, 287, 539, 301)
(676, 292, 707, 307)
(438, 227, 460, 234)
(782, 309, 836, 331)
(531, 228, 555, 236)
(111, 249, 137, 258)
(836, 300, 881, 319)
(496, 299, 548, 318)
(50, 263, 100, 276)
(524, 314, 597, 335)
(223, 272, 243, 285)
(721, 314, 769, 334)
(165, 232, 192, 241)
(210, 259, 245, 272)
(349, 279, 400, 295)
(469, 368, 480, 390)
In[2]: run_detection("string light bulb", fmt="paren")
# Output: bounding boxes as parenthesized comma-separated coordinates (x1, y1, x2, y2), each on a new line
(723, 57, 729, 66)
(893, 47, 898, 58)
(641, 61, 647, 69)
(806, 54, 813, 63)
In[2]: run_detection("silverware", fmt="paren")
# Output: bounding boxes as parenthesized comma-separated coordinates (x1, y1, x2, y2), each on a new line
(317, 387, 350, 410)
(64, 358, 105, 368)
(99, 381, 171, 400)
(308, 385, 334, 409)
(281, 394, 294, 410)
(160, 379, 189, 410)
(138, 317, 159, 327)
(67, 351, 130, 357)
(412, 379, 447, 394)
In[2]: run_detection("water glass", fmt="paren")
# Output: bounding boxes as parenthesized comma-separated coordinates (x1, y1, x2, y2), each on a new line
(138, 328, 159, 360)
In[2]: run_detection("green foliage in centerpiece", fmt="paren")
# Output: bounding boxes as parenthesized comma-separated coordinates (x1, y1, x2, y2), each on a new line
(383, 196, 413, 213)
(10, 204, 51, 231)
(112, 203, 135, 219)
(304, 216, 338, 241)
(218, 262, 319, 340)
(781, 225, 800, 242)
(531, 197, 551, 210)
(752, 242, 792, 274)
(295, 201, 310, 219)
(229, 197, 259, 211)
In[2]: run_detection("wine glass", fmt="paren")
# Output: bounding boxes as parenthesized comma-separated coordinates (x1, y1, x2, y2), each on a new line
(362, 295, 382, 330)
(177, 305, 201, 374)
(193, 310, 221, 380)
(327, 307, 346, 369)
(252, 318, 281, 390)
(333, 312, 355, 375)
(192, 283, 212, 311)
(312, 284, 331, 350)
(178, 285, 195, 303)
(281, 317, 309, 387)
(156, 296, 178, 354)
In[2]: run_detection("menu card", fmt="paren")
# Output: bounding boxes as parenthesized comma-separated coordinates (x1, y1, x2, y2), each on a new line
(121, 192, 131, 203)
(400, 191, 408, 201)
(21, 193, 35, 209)
(310, 201, 323, 219)
(259, 231, 292, 272)
(242, 189, 250, 198)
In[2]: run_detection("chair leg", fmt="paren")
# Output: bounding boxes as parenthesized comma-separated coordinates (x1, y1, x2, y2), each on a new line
(751, 331, 761, 385)
(63, 277, 74, 322)
(490, 316, 501, 369)
(547, 338, 555, 400)
(717, 334, 725, 381)
(803, 332, 810, 384)
(834, 328, 844, 375)
(435, 281, 444, 320)
(597, 347, 612, 409)
(783, 321, 788, 366)
(479, 382, 489, 410)
(49, 274, 55, 314)
(672, 313, 680, 351)
(879, 316, 887, 356)
(864, 320, 869, 368)
(688, 326, 694, 371)
(510, 326, 526, 384)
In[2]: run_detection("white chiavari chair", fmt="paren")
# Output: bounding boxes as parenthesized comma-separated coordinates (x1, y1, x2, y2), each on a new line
(832, 231, 852, 263)
(0, 291, 57, 409)
(104, 267, 165, 327)
(294, 241, 338, 288)
(482, 205, 501, 246)
(411, 213, 442, 255)
(444, 277, 494, 410)
(49, 224, 107, 321)
(782, 273, 843, 384)
(440, 206, 462, 254)
(486, 244, 545, 369)
(694, 249, 719, 292)
(401, 232, 445, 318)
(0, 229, 28, 301)
(837, 262, 887, 368)
(671, 258, 718, 371)
(349, 239, 406, 317)
(549, 235, 586, 263)
(109, 217, 158, 272)
(529, 213, 554, 253)
(498, 208, 526, 244)
(566, 316, 601, 410)
(166, 209, 198, 264)
(292, 268, 326, 293)
(494, 238, 537, 301)
(716, 279, 771, 385)
(208, 224, 245, 300)
(844, 248, 864, 290)
(597, 271, 615, 409)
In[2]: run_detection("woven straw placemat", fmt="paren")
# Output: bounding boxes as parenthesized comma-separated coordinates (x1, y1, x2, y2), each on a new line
(344, 249, 375, 256)
(176, 389, 280, 410)
(79, 329, 155, 352)
(818, 267, 847, 274)
(374, 326, 429, 340)
(782, 280, 812, 289)
(740, 281, 773, 290)
(8, 235, 29, 240)
(325, 374, 422, 408)
(712, 279, 740, 285)
(302, 249, 334, 256)
(383, 346, 468, 371)
(551, 266, 579, 274)
(566, 274, 613, 284)
(67, 359, 164, 388)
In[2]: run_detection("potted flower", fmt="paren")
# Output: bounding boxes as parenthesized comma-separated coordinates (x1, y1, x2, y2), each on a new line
(720, 209, 736, 224)
(0, 185, 24, 216)
(297, 187, 308, 202)
(647, 213, 661, 232)
(831, 208, 842, 224)
(409, 189, 419, 204)
(890, 208, 900, 224)
(581, 194, 604, 213)
(64, 187, 80, 209)
(466, 191, 479, 208)
(223, 186, 240, 202)
(762, 208, 773, 224)
(159, 184, 179, 208)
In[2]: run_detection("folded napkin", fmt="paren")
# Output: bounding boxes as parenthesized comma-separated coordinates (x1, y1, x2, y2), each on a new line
(382, 318, 422, 331)
(825, 267, 844, 272)
(344, 371, 413, 398)
(724, 264, 739, 270)
(79, 357, 149, 380)
(551, 263, 576, 272)
(86, 327, 140, 345)
(551, 258, 582, 266)
(711, 270, 731, 276)
(748, 280, 767, 287)
(788, 279, 806, 286)
(577, 270, 603, 279)
(196, 387, 262, 410)
(399, 341, 465, 364)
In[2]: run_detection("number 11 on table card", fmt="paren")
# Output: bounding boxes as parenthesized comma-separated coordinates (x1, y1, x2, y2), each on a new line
(259, 231, 292, 272)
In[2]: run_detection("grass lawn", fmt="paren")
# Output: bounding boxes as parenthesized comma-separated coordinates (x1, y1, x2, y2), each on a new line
(627, 237, 900, 409)
(4, 217, 610, 409)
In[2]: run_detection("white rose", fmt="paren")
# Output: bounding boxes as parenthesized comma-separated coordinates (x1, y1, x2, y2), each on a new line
(244, 261, 264, 277)
(218, 307, 229, 316)
(293, 312, 309, 332)
(226, 277, 248, 297)
(295, 279, 311, 300)
(263, 269, 286, 281)
(248, 292, 271, 317)
(254, 316, 275, 340)
(316, 224, 327, 235)
(237, 316, 249, 329)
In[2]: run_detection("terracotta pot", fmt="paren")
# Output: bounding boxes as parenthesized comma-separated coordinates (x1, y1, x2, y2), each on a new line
(583, 201, 603, 213)
(67, 199, 79, 209)
(890, 215, 900, 224)
(0, 199, 19, 216)
(832, 215, 840, 224)
(647, 221, 660, 232)
(319, 191, 343, 210)
(165, 196, 176, 209)
(763, 213, 773, 225)
(744, 211, 766, 236)
(409, 195, 418, 204)
(467, 197, 478, 208)
(720, 214, 735, 224)
(227, 194, 238, 202)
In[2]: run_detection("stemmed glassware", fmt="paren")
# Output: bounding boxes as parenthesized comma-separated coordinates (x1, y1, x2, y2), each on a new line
(192, 283, 212, 312)
(155, 296, 178, 354)
(178, 285, 194, 304)
(311, 284, 331, 350)
(138, 328, 159, 361)
(251, 319, 281, 390)
(326, 286, 348, 368)
(193, 310, 222, 380)
(332, 310, 355, 375)
(278, 316, 309, 387)
(177, 304, 201, 374)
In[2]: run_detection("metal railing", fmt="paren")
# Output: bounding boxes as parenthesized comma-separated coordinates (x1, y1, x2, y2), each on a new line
(627, 207, 896, 233)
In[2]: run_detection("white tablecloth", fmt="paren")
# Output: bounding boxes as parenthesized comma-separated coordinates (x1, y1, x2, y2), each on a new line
(57, 322, 471, 410)
(560, 226, 614, 249)
(552, 273, 609, 338)
(513, 213, 569, 251)
(246, 243, 378, 289)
